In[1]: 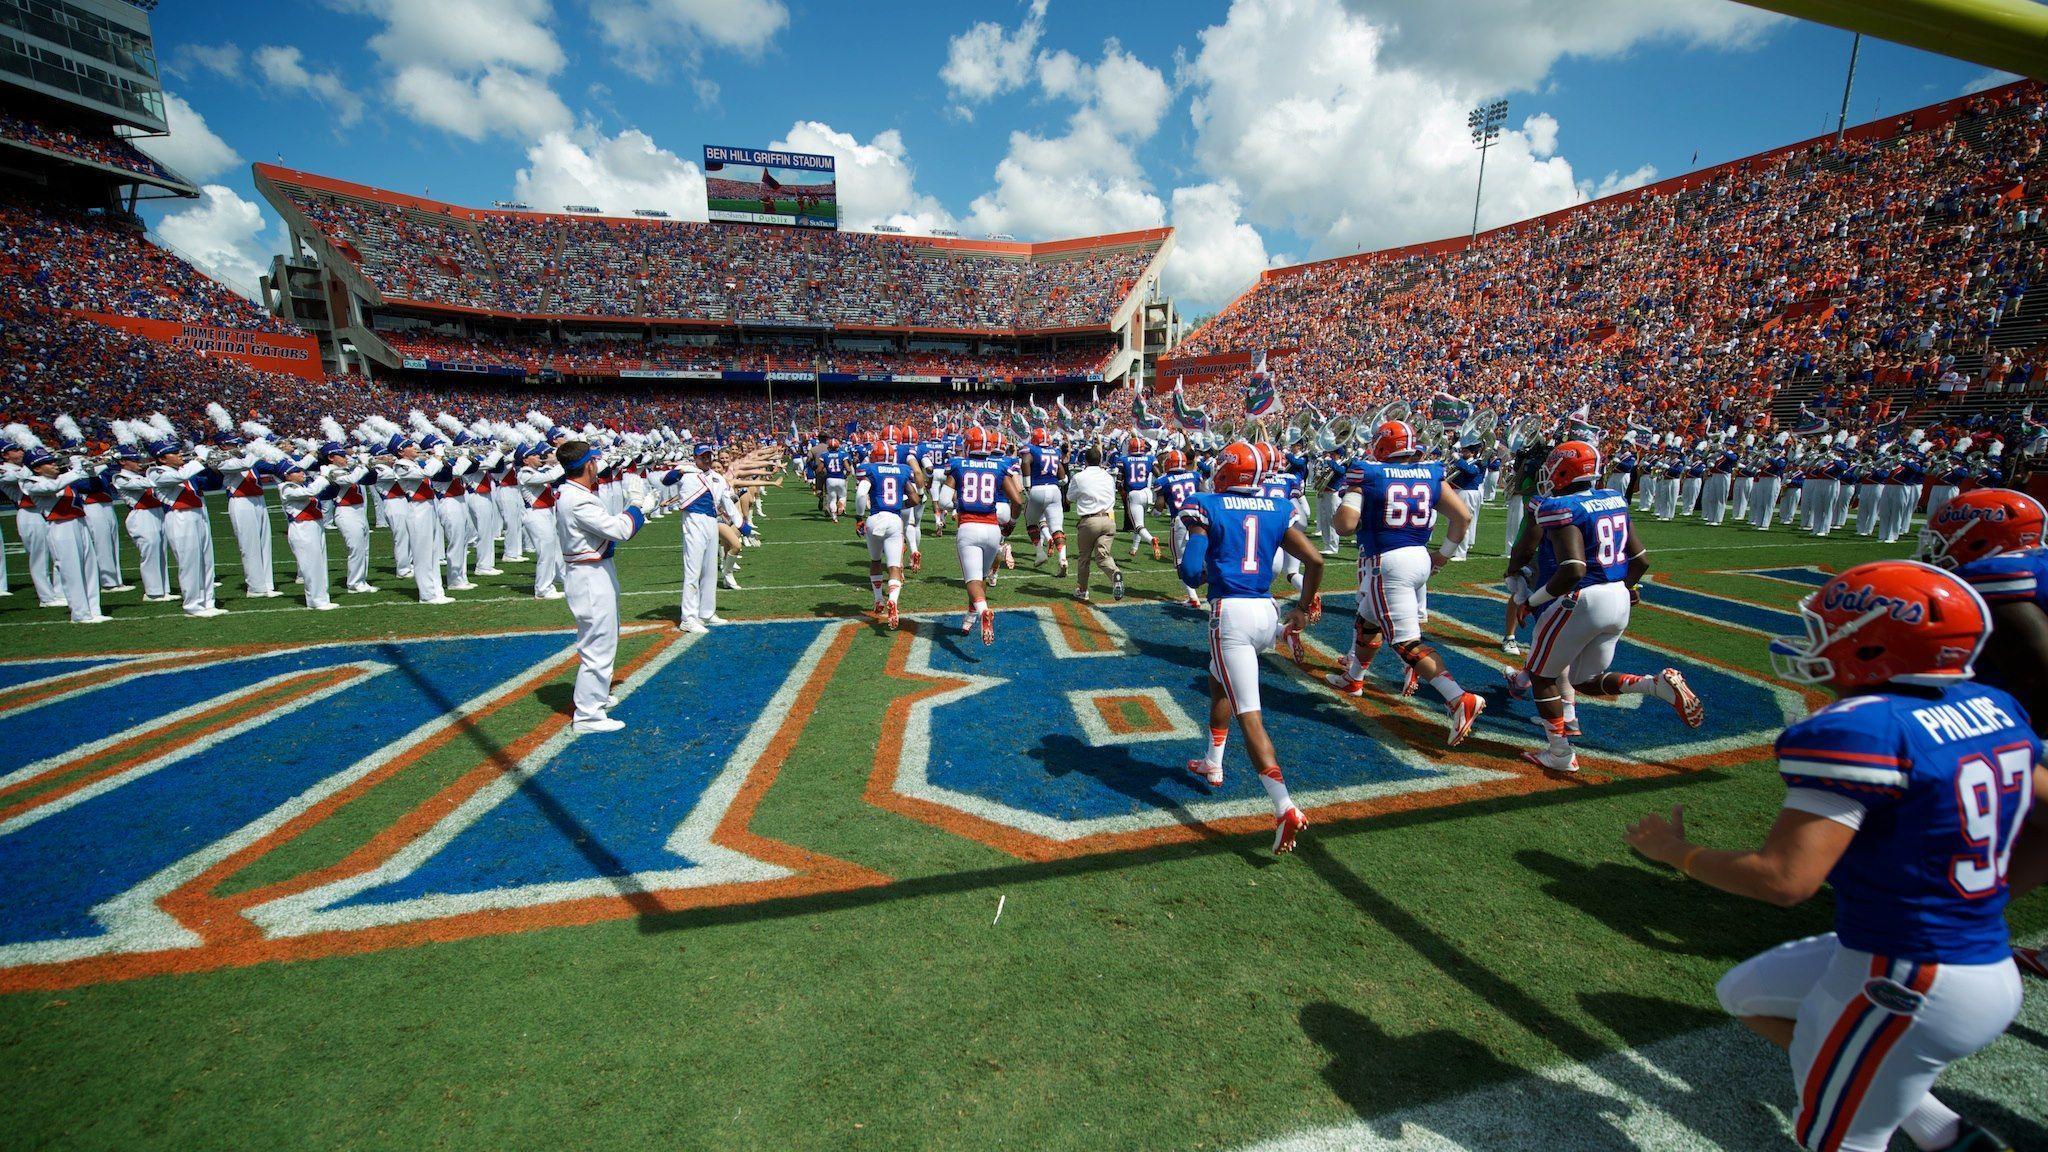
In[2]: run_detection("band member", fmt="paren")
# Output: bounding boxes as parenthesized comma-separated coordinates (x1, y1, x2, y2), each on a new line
(553, 438, 655, 734)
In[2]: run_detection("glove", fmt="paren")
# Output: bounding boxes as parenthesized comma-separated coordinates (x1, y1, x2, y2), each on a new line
(191, 444, 211, 463)
(855, 518, 867, 537)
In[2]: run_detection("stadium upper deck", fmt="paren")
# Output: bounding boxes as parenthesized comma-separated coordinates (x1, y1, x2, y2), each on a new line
(1163, 79, 2048, 440)
(254, 164, 1171, 338)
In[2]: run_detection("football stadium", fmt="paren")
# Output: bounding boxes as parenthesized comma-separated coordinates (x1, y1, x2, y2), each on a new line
(1, 1, 2046, 1149)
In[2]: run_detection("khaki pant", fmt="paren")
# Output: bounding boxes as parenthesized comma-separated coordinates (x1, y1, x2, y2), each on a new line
(1075, 512, 1120, 592)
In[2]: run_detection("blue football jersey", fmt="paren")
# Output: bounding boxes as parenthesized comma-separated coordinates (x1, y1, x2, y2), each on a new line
(1777, 683, 2041, 963)
(1955, 548, 2048, 697)
(858, 462, 914, 515)
(1260, 473, 1303, 503)
(1116, 452, 1154, 491)
(1180, 492, 1294, 599)
(1345, 460, 1443, 555)
(1026, 444, 1063, 487)
(820, 449, 849, 479)
(946, 457, 1007, 520)
(1532, 489, 1631, 591)
(1153, 468, 1201, 516)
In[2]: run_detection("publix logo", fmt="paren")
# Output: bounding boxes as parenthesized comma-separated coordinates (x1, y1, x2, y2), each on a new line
(1820, 581, 1927, 623)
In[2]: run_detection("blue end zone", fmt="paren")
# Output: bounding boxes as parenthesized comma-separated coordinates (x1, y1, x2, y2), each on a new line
(1311, 591, 1795, 759)
(1740, 566, 1833, 587)
(916, 603, 1444, 824)
(0, 632, 572, 950)
(325, 620, 830, 908)
(1637, 582, 1802, 636)
(0, 656, 134, 695)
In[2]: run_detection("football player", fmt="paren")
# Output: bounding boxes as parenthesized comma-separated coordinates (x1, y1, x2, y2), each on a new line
(1114, 437, 1160, 560)
(857, 442, 920, 629)
(1175, 441, 1325, 853)
(1153, 449, 1204, 608)
(1505, 442, 1702, 772)
(941, 427, 1024, 644)
(1917, 488, 2047, 734)
(1024, 428, 1068, 577)
(1627, 559, 2043, 1152)
(816, 438, 850, 522)
(1326, 420, 1483, 746)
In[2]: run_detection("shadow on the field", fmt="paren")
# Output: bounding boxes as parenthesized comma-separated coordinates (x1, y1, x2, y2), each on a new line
(1939, 1086, 2048, 1150)
(1517, 850, 1805, 960)
(1025, 733, 1275, 869)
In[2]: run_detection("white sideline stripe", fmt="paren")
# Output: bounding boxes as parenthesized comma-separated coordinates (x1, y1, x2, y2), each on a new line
(246, 623, 839, 936)
(0, 662, 377, 792)
(0, 664, 388, 837)
(1232, 932, 2048, 1152)
(0, 637, 581, 969)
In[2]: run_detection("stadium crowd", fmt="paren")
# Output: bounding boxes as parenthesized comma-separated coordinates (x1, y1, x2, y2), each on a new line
(274, 181, 1158, 331)
(1174, 82, 2048, 443)
(380, 329, 1115, 380)
(0, 108, 180, 185)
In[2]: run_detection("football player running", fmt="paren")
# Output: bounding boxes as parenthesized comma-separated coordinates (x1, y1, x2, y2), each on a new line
(1153, 448, 1205, 608)
(1326, 420, 1484, 746)
(1115, 437, 1161, 560)
(941, 427, 1025, 644)
(1627, 559, 2043, 1152)
(1024, 428, 1069, 578)
(1506, 440, 1703, 773)
(1176, 442, 1325, 853)
(856, 443, 920, 629)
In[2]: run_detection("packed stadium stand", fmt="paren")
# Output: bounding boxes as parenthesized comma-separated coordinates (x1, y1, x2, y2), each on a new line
(252, 164, 1172, 388)
(1165, 79, 2048, 449)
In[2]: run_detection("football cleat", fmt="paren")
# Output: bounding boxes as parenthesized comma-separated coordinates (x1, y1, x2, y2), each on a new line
(1942, 1124, 2014, 1152)
(1400, 664, 1419, 696)
(1659, 668, 1704, 728)
(1057, 558, 1069, 579)
(1186, 758, 1224, 787)
(1112, 572, 1125, 601)
(1184, 594, 1201, 609)
(1002, 545, 1015, 570)
(1273, 806, 1307, 853)
(1505, 669, 1532, 700)
(911, 550, 922, 572)
(1501, 636, 1522, 655)
(980, 608, 995, 646)
(1521, 747, 1579, 774)
(887, 599, 900, 629)
(1323, 670, 1365, 697)
(1152, 539, 1162, 562)
(1563, 717, 1583, 738)
(1283, 625, 1307, 664)
(2015, 945, 2048, 981)
(573, 717, 626, 735)
(1447, 693, 1485, 746)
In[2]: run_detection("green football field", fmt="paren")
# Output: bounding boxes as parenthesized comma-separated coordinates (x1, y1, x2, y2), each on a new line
(0, 481, 2041, 1152)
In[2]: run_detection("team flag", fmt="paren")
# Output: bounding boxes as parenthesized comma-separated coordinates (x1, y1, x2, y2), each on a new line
(1243, 351, 1281, 419)
(1172, 378, 1208, 429)
(1429, 391, 1472, 426)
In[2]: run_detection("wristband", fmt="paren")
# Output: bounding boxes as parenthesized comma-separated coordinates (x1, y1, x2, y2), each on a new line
(1526, 586, 1556, 609)
(1679, 846, 1704, 878)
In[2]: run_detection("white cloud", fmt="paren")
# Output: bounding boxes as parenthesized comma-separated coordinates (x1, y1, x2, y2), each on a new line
(254, 45, 365, 128)
(941, 0, 1048, 108)
(770, 121, 956, 234)
(1580, 163, 1657, 199)
(1163, 181, 1275, 312)
(127, 92, 240, 182)
(964, 38, 1173, 239)
(1188, 0, 1598, 256)
(593, 0, 790, 84)
(1964, 69, 2020, 96)
(178, 42, 245, 80)
(512, 126, 708, 218)
(1342, 0, 1779, 93)
(153, 185, 275, 299)
(339, 0, 570, 141)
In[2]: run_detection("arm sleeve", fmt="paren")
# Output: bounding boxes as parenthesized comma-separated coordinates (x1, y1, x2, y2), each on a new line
(569, 494, 643, 543)
(1783, 787, 1868, 830)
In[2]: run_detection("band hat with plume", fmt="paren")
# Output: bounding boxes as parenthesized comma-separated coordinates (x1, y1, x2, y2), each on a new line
(53, 413, 85, 448)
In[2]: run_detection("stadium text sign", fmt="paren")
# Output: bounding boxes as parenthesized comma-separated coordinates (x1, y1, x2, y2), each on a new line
(72, 311, 324, 381)
(703, 144, 838, 230)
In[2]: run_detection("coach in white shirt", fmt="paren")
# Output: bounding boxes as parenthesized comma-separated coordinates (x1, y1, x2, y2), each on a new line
(1065, 447, 1123, 601)
(554, 437, 656, 734)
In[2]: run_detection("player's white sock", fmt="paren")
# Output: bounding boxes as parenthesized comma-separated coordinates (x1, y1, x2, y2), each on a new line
(1183, 584, 1201, 602)
(870, 575, 885, 604)
(1205, 727, 1228, 769)
(1290, 571, 1304, 590)
(1257, 764, 1292, 817)
(1897, 1094, 1961, 1151)
(1536, 697, 1571, 754)
(1429, 674, 1463, 704)
(1562, 700, 1579, 728)
(973, 599, 988, 616)
(887, 578, 901, 605)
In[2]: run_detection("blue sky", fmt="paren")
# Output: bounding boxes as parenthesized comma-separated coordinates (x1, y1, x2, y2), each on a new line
(131, 0, 2014, 314)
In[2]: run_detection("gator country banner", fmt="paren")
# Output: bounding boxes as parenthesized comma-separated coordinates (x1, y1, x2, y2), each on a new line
(71, 311, 324, 381)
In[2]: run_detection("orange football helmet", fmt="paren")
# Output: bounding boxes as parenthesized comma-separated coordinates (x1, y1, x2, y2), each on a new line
(1543, 441, 1602, 494)
(1768, 560, 1989, 689)
(964, 426, 994, 455)
(1371, 420, 1416, 462)
(1030, 427, 1050, 446)
(1158, 449, 1185, 472)
(1917, 488, 2045, 570)
(869, 442, 891, 463)
(1212, 441, 1265, 492)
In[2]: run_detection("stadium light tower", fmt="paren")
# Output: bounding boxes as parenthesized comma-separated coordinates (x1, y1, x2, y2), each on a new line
(1468, 99, 1509, 242)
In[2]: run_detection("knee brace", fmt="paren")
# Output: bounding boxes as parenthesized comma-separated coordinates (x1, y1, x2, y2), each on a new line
(1051, 531, 1066, 548)
(1393, 640, 1436, 667)
(1027, 525, 1042, 545)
